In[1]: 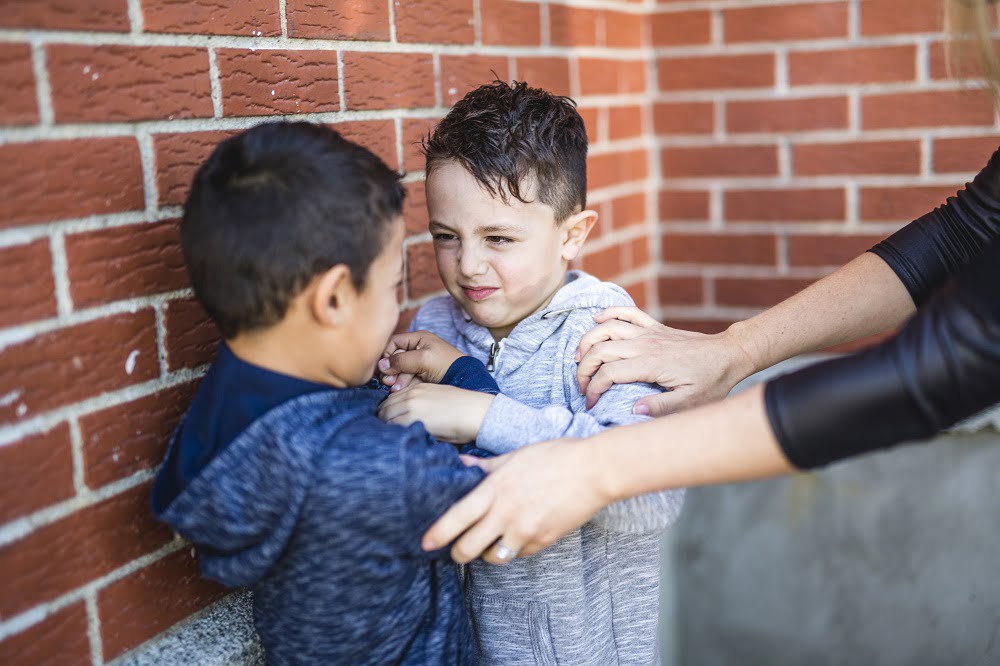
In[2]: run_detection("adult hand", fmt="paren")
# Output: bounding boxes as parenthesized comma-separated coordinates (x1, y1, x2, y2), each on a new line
(421, 437, 613, 564)
(379, 330, 464, 391)
(377, 383, 494, 444)
(575, 307, 755, 416)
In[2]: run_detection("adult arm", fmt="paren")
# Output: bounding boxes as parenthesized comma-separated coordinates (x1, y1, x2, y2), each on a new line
(425, 236, 1000, 562)
(579, 147, 1000, 415)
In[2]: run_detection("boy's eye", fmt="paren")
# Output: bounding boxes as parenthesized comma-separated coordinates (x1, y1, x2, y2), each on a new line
(486, 236, 514, 244)
(432, 232, 457, 242)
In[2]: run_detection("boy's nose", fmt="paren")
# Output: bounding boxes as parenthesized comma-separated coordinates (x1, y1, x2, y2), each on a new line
(458, 249, 488, 277)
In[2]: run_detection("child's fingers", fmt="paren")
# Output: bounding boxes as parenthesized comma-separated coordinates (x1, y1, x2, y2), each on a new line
(459, 455, 502, 471)
(392, 373, 417, 392)
(381, 348, 431, 377)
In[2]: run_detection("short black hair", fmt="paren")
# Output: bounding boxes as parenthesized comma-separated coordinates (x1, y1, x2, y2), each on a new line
(181, 121, 405, 339)
(423, 80, 588, 222)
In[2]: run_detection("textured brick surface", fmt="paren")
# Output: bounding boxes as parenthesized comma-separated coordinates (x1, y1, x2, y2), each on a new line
(860, 185, 959, 221)
(654, 102, 715, 135)
(0, 138, 143, 228)
(403, 180, 430, 235)
(334, 119, 399, 171)
(0, 44, 38, 126)
(79, 381, 198, 488)
(165, 297, 221, 371)
(401, 119, 437, 173)
(154, 130, 238, 206)
(66, 220, 187, 308)
(793, 140, 921, 176)
(715, 277, 815, 307)
(860, 0, 942, 35)
(604, 11, 645, 49)
(516, 57, 572, 97)
(99, 549, 228, 661)
(727, 97, 848, 133)
(0, 311, 159, 425)
(726, 188, 846, 222)
(406, 242, 444, 299)
(610, 192, 647, 229)
(141, 0, 280, 35)
(0, 482, 172, 618)
(441, 55, 510, 106)
(862, 90, 995, 130)
(285, 0, 389, 40)
(396, 0, 475, 44)
(0, 0, 129, 31)
(659, 54, 774, 90)
(788, 234, 887, 266)
(651, 11, 712, 46)
(342, 52, 435, 110)
(0, 240, 57, 327)
(550, 5, 600, 47)
(663, 145, 778, 178)
(589, 150, 648, 190)
(662, 233, 777, 265)
(933, 136, 1000, 173)
(724, 2, 848, 42)
(481, 0, 541, 46)
(0, 423, 74, 523)
(789, 46, 917, 85)
(608, 105, 644, 140)
(660, 190, 710, 220)
(658, 276, 705, 306)
(48, 45, 213, 122)
(0, 602, 91, 666)
(218, 49, 340, 116)
(578, 59, 646, 96)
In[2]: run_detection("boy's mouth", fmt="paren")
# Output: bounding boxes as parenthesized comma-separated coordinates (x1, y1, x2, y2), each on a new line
(462, 286, 499, 301)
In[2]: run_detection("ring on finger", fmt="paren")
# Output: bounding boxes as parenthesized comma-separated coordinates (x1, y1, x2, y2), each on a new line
(494, 540, 518, 561)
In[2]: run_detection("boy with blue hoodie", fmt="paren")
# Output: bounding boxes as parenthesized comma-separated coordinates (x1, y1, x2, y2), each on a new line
(378, 81, 686, 664)
(150, 121, 501, 665)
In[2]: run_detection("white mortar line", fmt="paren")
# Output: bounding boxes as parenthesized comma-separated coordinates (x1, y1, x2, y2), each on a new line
(278, 0, 288, 38)
(388, 0, 397, 43)
(207, 47, 223, 118)
(153, 302, 169, 377)
(48, 232, 73, 318)
(29, 40, 54, 126)
(86, 591, 104, 666)
(433, 53, 443, 108)
(473, 0, 483, 46)
(136, 132, 159, 214)
(540, 1, 551, 48)
(394, 117, 405, 172)
(337, 50, 347, 111)
(126, 0, 144, 34)
(68, 416, 87, 493)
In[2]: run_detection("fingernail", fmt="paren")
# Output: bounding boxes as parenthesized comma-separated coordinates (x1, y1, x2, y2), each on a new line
(391, 384, 400, 392)
(377, 358, 390, 372)
(634, 404, 650, 416)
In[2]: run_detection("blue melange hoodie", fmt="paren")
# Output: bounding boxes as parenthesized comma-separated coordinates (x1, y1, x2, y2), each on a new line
(152, 348, 492, 665)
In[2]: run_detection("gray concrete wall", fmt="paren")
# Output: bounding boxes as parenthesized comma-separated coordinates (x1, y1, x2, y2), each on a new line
(660, 363, 1000, 666)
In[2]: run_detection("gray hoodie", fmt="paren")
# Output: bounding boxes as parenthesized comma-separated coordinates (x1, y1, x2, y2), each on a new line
(411, 270, 685, 665)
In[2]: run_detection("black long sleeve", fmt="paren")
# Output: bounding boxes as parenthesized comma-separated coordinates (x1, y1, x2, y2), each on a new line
(869, 148, 1000, 306)
(764, 151, 1000, 469)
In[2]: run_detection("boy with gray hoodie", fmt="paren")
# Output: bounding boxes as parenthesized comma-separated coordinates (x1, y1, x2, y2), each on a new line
(377, 81, 685, 665)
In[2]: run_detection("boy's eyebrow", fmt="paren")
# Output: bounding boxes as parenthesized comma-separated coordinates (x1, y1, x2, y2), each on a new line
(429, 220, 522, 235)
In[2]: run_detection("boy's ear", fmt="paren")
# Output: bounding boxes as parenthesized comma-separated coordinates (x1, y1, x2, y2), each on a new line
(560, 209, 599, 262)
(311, 264, 356, 327)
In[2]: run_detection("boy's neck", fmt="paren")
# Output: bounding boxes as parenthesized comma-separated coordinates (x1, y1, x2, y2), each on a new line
(227, 323, 349, 389)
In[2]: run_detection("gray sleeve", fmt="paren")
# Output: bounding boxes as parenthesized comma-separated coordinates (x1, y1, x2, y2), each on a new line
(476, 313, 684, 534)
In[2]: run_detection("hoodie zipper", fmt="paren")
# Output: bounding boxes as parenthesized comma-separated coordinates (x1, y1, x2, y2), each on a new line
(486, 340, 502, 372)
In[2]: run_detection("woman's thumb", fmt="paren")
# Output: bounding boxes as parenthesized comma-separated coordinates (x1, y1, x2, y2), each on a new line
(633, 391, 683, 418)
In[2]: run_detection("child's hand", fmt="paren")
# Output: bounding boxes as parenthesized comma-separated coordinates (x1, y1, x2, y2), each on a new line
(378, 331, 464, 388)
(377, 384, 494, 444)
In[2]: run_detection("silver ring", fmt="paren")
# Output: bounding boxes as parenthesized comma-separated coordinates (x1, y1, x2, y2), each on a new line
(494, 541, 518, 561)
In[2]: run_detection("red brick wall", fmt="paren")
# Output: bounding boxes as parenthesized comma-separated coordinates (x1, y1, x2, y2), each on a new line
(0, 1, 653, 662)
(1, 0, 995, 662)
(653, 0, 997, 337)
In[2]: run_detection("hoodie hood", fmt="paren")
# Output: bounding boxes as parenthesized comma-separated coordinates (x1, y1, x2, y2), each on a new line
(154, 389, 381, 587)
(447, 270, 631, 364)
